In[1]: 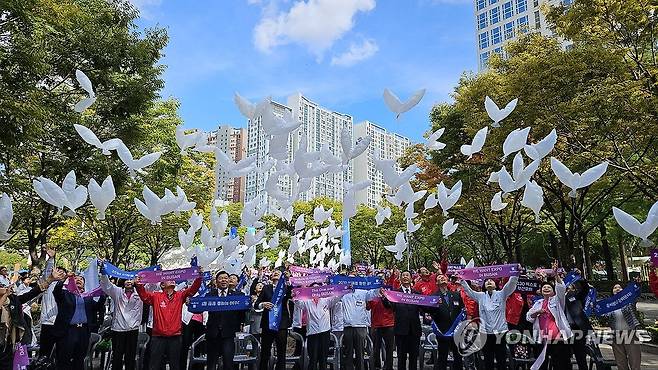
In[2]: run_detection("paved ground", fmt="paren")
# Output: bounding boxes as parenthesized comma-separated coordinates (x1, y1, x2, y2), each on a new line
(638, 299, 658, 325)
(600, 343, 658, 368)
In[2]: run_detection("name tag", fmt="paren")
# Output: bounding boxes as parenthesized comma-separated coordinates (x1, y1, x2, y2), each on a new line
(568, 297, 576, 302)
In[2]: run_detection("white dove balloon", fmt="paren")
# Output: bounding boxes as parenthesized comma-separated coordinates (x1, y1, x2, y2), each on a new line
(73, 124, 123, 155)
(490, 191, 508, 212)
(134, 186, 164, 224)
(550, 158, 609, 197)
(194, 245, 221, 267)
(272, 205, 294, 223)
(437, 181, 462, 216)
(521, 180, 544, 222)
(74, 69, 97, 113)
(442, 218, 459, 238)
(234, 92, 270, 121)
(406, 218, 421, 233)
(33, 177, 68, 211)
(268, 230, 280, 249)
(178, 227, 195, 249)
(88, 176, 115, 220)
(327, 221, 344, 239)
(215, 148, 256, 178)
(423, 193, 438, 210)
(60, 170, 88, 216)
(524, 129, 557, 161)
(313, 205, 333, 224)
(262, 104, 302, 136)
(373, 151, 418, 190)
(427, 128, 446, 151)
(388, 181, 426, 208)
(383, 88, 426, 120)
(0, 193, 13, 240)
(375, 205, 392, 226)
(485, 96, 518, 127)
(465, 258, 475, 268)
(460, 127, 488, 159)
(294, 214, 306, 233)
(404, 202, 418, 220)
(340, 126, 371, 165)
(259, 257, 272, 268)
(116, 143, 162, 176)
(502, 127, 531, 159)
(497, 154, 540, 193)
(175, 125, 205, 154)
(241, 198, 266, 228)
(613, 201, 658, 246)
(384, 231, 408, 261)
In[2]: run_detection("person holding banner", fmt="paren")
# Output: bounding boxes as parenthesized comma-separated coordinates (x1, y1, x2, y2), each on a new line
(384, 270, 423, 370)
(459, 268, 519, 370)
(203, 270, 249, 370)
(254, 268, 292, 370)
(99, 265, 144, 370)
(526, 261, 573, 370)
(427, 272, 464, 370)
(601, 283, 642, 370)
(135, 266, 202, 370)
(367, 272, 395, 370)
(52, 271, 107, 370)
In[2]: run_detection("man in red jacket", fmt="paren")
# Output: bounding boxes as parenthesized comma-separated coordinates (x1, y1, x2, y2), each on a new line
(368, 273, 395, 370)
(135, 269, 202, 370)
(412, 266, 437, 295)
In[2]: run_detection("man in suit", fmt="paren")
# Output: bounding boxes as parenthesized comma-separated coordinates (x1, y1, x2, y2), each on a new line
(53, 271, 106, 370)
(383, 270, 423, 370)
(254, 268, 292, 370)
(204, 270, 248, 370)
(427, 272, 464, 370)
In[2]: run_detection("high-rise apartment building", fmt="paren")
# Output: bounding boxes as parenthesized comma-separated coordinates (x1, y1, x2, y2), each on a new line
(475, 0, 572, 70)
(244, 93, 353, 210)
(209, 125, 247, 203)
(352, 121, 412, 208)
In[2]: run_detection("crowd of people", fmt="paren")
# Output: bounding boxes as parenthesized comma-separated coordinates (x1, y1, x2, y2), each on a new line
(0, 250, 652, 370)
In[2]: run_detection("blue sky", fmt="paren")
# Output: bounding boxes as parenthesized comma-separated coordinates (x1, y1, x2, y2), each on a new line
(132, 0, 476, 142)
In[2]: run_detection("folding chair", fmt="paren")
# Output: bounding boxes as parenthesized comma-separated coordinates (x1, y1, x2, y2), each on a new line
(586, 343, 616, 370)
(234, 332, 260, 370)
(84, 333, 102, 370)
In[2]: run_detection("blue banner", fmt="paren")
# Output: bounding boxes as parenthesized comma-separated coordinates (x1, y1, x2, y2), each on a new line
(564, 272, 581, 287)
(328, 275, 383, 290)
(431, 309, 466, 337)
(236, 272, 247, 291)
(594, 282, 640, 316)
(341, 216, 351, 266)
(102, 261, 159, 280)
(269, 275, 287, 331)
(584, 287, 597, 317)
(188, 295, 251, 313)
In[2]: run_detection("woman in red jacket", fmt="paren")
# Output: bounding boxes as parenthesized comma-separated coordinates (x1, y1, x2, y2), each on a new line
(367, 276, 395, 370)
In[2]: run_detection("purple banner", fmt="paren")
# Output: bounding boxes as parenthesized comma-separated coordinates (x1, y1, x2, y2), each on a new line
(292, 284, 351, 300)
(651, 249, 658, 268)
(457, 264, 520, 280)
(13, 344, 29, 370)
(137, 266, 199, 283)
(447, 264, 465, 275)
(289, 265, 323, 276)
(533, 268, 565, 277)
(383, 290, 441, 307)
(289, 273, 330, 287)
(82, 286, 104, 298)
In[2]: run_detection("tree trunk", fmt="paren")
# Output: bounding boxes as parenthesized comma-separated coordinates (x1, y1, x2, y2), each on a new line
(618, 234, 628, 282)
(548, 232, 560, 261)
(599, 222, 615, 280)
(581, 230, 592, 279)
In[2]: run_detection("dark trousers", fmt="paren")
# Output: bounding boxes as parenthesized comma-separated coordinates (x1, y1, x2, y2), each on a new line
(434, 335, 461, 370)
(292, 327, 306, 370)
(258, 328, 288, 370)
(395, 334, 420, 370)
(56, 325, 90, 370)
(111, 329, 138, 370)
(371, 327, 394, 370)
(307, 331, 330, 370)
(0, 342, 12, 370)
(342, 327, 367, 370)
(541, 341, 571, 370)
(571, 330, 588, 370)
(150, 335, 182, 370)
(39, 324, 57, 357)
(206, 334, 236, 370)
(483, 333, 507, 370)
(180, 321, 205, 370)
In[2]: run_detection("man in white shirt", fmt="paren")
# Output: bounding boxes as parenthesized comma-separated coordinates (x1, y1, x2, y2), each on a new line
(100, 269, 144, 370)
(0, 266, 10, 287)
(339, 281, 380, 370)
(38, 248, 65, 357)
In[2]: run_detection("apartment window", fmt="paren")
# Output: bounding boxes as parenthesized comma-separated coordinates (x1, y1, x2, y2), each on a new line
(516, 0, 527, 13)
(517, 15, 529, 33)
(478, 12, 487, 30)
(477, 0, 486, 10)
(493, 47, 503, 55)
(534, 10, 541, 29)
(533, 0, 539, 6)
(490, 0, 499, 4)
(491, 26, 502, 45)
(504, 21, 515, 39)
(490, 7, 500, 25)
(478, 31, 489, 49)
(480, 51, 490, 69)
(503, 1, 513, 19)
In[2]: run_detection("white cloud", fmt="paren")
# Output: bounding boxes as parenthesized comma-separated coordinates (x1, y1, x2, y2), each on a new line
(330, 39, 378, 66)
(253, 0, 376, 56)
(128, 0, 162, 19)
